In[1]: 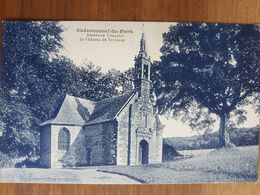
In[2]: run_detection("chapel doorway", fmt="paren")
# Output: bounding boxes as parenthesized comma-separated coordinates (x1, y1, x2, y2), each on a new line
(139, 140, 149, 164)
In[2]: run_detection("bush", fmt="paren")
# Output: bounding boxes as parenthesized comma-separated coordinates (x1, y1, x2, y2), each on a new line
(0, 153, 14, 168)
(15, 156, 40, 168)
(162, 142, 182, 161)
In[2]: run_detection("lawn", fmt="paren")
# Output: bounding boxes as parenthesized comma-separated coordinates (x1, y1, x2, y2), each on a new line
(97, 146, 259, 184)
(0, 146, 258, 184)
(0, 168, 140, 184)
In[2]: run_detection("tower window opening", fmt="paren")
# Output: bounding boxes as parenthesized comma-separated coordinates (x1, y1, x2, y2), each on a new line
(143, 64, 149, 79)
(137, 66, 142, 79)
(138, 72, 142, 79)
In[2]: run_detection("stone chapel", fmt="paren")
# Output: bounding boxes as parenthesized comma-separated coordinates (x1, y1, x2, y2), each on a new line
(40, 33, 164, 168)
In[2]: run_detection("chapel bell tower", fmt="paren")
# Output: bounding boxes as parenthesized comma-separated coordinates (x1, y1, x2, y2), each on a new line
(134, 31, 151, 98)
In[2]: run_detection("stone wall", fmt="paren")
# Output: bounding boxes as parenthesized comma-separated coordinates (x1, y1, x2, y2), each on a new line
(102, 121, 118, 165)
(116, 92, 163, 165)
(84, 121, 117, 166)
(84, 123, 105, 165)
(156, 129, 163, 162)
(40, 121, 117, 168)
(40, 125, 51, 167)
(40, 92, 163, 168)
(47, 124, 83, 168)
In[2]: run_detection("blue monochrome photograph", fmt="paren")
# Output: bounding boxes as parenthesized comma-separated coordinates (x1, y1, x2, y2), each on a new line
(0, 21, 259, 184)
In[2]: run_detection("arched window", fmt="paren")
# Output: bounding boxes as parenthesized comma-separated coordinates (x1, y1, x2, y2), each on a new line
(143, 64, 149, 79)
(58, 128, 70, 151)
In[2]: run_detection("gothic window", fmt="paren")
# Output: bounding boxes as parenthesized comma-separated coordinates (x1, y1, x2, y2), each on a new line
(143, 64, 149, 79)
(58, 128, 70, 151)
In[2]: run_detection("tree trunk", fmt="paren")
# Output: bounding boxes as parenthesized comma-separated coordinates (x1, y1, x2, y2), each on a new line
(218, 113, 230, 148)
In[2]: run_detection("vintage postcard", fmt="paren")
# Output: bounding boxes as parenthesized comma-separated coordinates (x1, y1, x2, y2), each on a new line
(0, 21, 259, 184)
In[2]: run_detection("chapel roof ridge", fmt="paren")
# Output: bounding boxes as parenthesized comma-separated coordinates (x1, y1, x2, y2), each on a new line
(65, 93, 97, 103)
(65, 89, 135, 103)
(97, 90, 135, 101)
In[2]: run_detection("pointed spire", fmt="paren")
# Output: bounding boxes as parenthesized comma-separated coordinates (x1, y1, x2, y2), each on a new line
(140, 24, 146, 52)
(134, 23, 151, 93)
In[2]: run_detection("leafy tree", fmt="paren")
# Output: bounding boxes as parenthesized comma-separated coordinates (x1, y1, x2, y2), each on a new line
(1, 21, 137, 156)
(71, 60, 103, 100)
(122, 67, 135, 92)
(155, 23, 260, 147)
(100, 68, 134, 98)
(2, 21, 63, 99)
(69, 60, 134, 101)
(166, 126, 258, 150)
(1, 21, 63, 155)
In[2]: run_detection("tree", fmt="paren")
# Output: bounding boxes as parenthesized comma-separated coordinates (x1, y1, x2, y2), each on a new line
(2, 21, 63, 98)
(1, 21, 64, 155)
(100, 68, 134, 98)
(1, 21, 136, 156)
(2, 21, 64, 119)
(155, 23, 260, 148)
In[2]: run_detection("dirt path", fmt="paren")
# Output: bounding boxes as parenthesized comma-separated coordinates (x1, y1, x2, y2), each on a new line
(73, 168, 141, 184)
(0, 168, 140, 184)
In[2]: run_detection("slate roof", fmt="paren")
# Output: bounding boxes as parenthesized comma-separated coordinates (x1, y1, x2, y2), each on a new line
(41, 91, 135, 126)
(86, 91, 134, 125)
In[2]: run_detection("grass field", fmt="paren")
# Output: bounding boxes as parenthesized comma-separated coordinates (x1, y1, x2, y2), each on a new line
(98, 146, 259, 183)
(178, 148, 215, 157)
(0, 146, 258, 184)
(0, 167, 140, 184)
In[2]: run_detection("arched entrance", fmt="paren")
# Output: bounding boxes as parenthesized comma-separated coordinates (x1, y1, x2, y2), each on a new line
(139, 140, 149, 164)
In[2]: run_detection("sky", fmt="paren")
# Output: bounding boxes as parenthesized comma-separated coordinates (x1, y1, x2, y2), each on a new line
(59, 21, 259, 138)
